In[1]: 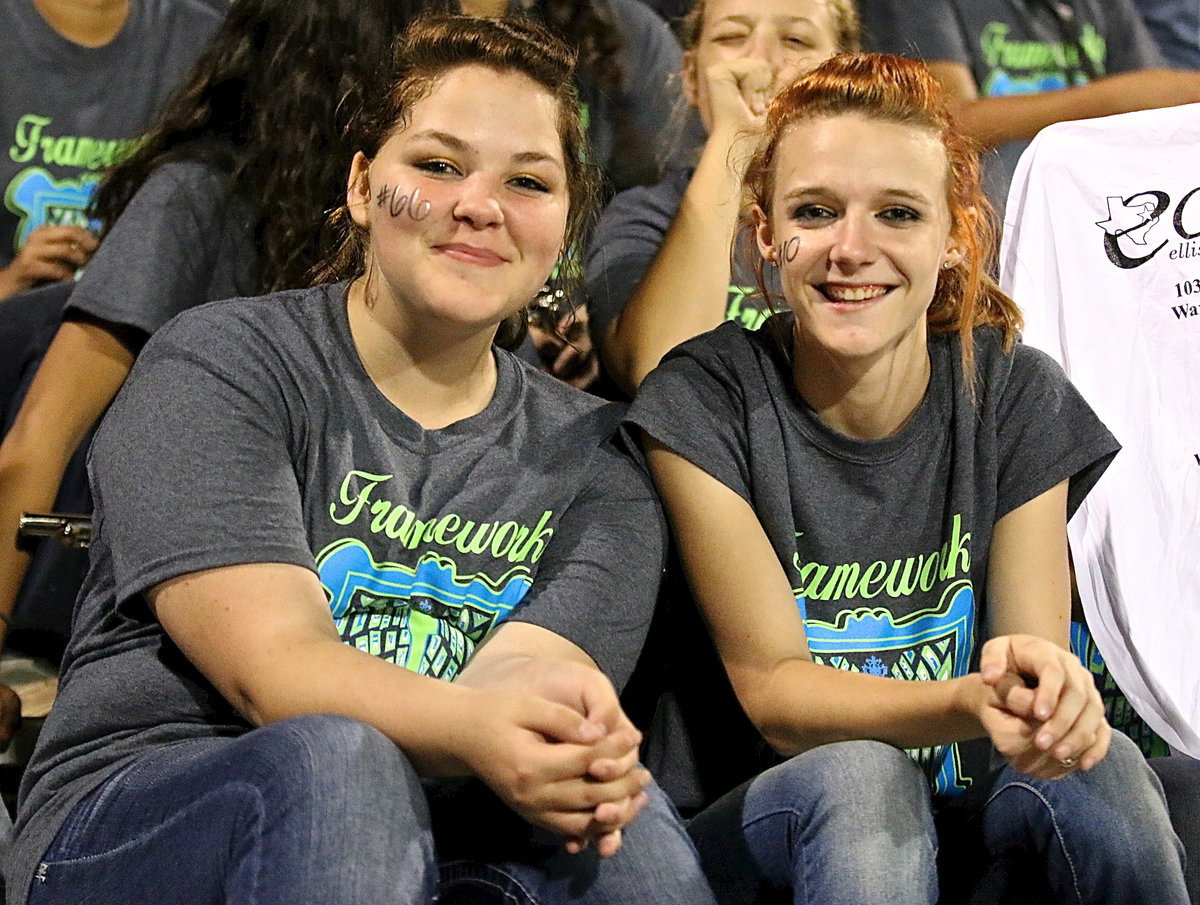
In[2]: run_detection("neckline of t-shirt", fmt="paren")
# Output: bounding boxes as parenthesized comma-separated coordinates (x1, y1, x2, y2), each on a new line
(329, 281, 523, 451)
(767, 321, 947, 465)
(12, 0, 141, 65)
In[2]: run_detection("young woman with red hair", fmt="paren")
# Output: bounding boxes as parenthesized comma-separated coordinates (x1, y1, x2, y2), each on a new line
(628, 52, 1188, 904)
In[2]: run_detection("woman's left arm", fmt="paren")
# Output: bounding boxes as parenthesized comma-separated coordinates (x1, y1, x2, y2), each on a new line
(984, 480, 1111, 775)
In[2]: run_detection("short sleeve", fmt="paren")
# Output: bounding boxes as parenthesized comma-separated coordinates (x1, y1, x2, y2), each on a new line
(67, 161, 257, 340)
(994, 342, 1120, 520)
(88, 311, 314, 606)
(625, 327, 755, 504)
(1102, 0, 1168, 73)
(584, 178, 678, 342)
(859, 0, 970, 63)
(606, 0, 690, 179)
(505, 436, 666, 691)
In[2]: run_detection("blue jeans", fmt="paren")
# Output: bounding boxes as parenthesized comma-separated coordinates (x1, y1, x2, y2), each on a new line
(25, 715, 715, 905)
(688, 733, 1188, 905)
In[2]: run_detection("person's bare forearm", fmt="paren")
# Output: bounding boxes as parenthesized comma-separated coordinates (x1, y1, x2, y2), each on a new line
(0, 320, 135, 646)
(606, 127, 753, 393)
(0, 447, 68, 646)
(740, 655, 991, 756)
(208, 625, 489, 775)
(152, 562, 647, 848)
(944, 68, 1200, 147)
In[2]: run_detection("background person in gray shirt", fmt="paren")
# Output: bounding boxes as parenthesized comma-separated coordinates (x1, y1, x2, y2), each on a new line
(0, 0, 226, 299)
(584, 0, 860, 396)
(859, 0, 1200, 213)
(0, 0, 418, 678)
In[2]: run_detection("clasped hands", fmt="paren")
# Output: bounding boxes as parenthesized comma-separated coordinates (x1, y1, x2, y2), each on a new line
(459, 657, 648, 858)
(977, 634, 1111, 780)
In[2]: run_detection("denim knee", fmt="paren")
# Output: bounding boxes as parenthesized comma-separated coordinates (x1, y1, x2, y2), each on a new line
(749, 740, 931, 824)
(438, 780, 714, 905)
(27, 717, 439, 905)
(983, 731, 1188, 905)
(740, 741, 938, 905)
(267, 714, 415, 803)
(611, 780, 715, 905)
(256, 714, 436, 869)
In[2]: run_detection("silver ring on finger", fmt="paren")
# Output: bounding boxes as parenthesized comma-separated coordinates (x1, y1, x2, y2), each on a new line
(1059, 756, 1077, 769)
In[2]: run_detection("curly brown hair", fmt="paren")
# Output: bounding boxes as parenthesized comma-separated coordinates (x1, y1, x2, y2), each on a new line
(309, 14, 601, 347)
(89, 0, 422, 294)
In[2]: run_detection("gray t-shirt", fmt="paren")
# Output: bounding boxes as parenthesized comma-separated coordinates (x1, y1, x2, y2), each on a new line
(65, 154, 259, 340)
(0, 156, 258, 651)
(584, 167, 776, 381)
(0, 0, 226, 266)
(860, 0, 1164, 210)
(563, 0, 690, 190)
(1132, 0, 1200, 68)
(7, 283, 666, 903)
(626, 318, 1118, 808)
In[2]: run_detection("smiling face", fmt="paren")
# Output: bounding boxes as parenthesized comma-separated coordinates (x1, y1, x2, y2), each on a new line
(347, 64, 569, 337)
(684, 0, 840, 130)
(755, 113, 960, 368)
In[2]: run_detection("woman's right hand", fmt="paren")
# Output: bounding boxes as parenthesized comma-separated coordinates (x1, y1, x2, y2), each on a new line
(703, 58, 777, 147)
(976, 634, 1111, 779)
(462, 679, 649, 854)
(0, 225, 97, 298)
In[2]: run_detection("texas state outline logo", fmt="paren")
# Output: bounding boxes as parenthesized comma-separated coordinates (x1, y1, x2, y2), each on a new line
(1094, 186, 1200, 270)
(1095, 192, 1167, 269)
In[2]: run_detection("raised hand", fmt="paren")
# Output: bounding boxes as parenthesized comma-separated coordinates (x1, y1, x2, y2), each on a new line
(703, 57, 777, 152)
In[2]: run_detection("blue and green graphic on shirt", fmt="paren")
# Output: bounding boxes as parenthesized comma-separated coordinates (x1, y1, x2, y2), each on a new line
(6, 114, 138, 250)
(316, 539, 533, 681)
(321, 469, 556, 680)
(725, 284, 770, 331)
(978, 22, 1107, 96)
(793, 514, 977, 795)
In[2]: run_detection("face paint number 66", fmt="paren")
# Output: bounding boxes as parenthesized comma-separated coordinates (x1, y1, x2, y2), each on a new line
(376, 184, 431, 221)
